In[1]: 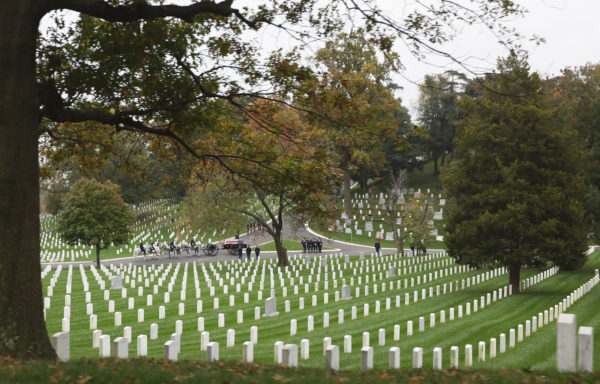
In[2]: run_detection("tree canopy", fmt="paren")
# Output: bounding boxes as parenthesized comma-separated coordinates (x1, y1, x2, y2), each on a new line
(57, 179, 135, 268)
(442, 54, 588, 293)
(546, 64, 600, 240)
(184, 100, 339, 266)
(417, 71, 463, 175)
(301, 31, 406, 214)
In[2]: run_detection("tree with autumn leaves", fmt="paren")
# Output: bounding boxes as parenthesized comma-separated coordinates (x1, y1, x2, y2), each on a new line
(301, 31, 408, 216)
(184, 101, 339, 266)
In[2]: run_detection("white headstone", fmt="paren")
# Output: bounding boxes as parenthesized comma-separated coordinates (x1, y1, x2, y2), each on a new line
(361, 347, 374, 371)
(412, 347, 423, 369)
(164, 340, 177, 361)
(465, 344, 473, 367)
(99, 335, 111, 357)
(243, 341, 253, 363)
(325, 345, 339, 371)
(300, 339, 309, 360)
(344, 335, 352, 353)
(433, 347, 442, 370)
(113, 337, 128, 359)
(577, 326, 594, 373)
(282, 344, 298, 368)
(450, 346, 459, 368)
(137, 335, 147, 357)
(207, 341, 219, 361)
(51, 332, 69, 362)
(263, 297, 279, 317)
(111, 276, 123, 290)
(557, 314, 578, 372)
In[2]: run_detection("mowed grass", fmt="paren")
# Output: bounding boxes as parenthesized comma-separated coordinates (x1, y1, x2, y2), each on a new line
(42, 252, 600, 371)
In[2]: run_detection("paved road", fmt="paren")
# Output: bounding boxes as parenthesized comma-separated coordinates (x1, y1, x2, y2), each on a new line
(42, 217, 439, 268)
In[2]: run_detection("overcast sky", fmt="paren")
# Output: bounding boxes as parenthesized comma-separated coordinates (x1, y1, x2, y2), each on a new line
(256, 0, 600, 119)
(392, 0, 600, 118)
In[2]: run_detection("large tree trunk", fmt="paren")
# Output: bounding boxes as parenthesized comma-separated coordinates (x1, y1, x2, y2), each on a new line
(389, 221, 404, 256)
(273, 232, 288, 267)
(509, 263, 521, 294)
(393, 231, 404, 257)
(95, 244, 101, 269)
(360, 178, 368, 194)
(0, 3, 56, 359)
(433, 156, 439, 175)
(342, 170, 352, 216)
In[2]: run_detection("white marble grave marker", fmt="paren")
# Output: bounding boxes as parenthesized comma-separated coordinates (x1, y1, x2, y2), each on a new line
(113, 337, 128, 359)
(412, 347, 423, 369)
(578, 326, 594, 373)
(207, 342, 219, 361)
(325, 345, 339, 371)
(557, 314, 577, 372)
(52, 332, 69, 362)
(361, 347, 374, 371)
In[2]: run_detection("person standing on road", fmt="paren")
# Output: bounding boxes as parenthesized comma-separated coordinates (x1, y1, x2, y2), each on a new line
(238, 246, 243, 260)
(255, 245, 260, 260)
(374, 240, 381, 256)
(246, 245, 252, 260)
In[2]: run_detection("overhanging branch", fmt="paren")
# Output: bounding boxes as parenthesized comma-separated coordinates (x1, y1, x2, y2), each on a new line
(49, 0, 262, 28)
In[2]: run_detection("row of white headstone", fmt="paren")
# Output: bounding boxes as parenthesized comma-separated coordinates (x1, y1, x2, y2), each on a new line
(77, 264, 511, 361)
(50, 266, 594, 366)
(556, 271, 599, 372)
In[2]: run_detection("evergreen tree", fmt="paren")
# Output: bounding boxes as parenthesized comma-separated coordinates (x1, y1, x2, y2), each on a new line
(417, 71, 463, 174)
(442, 53, 588, 293)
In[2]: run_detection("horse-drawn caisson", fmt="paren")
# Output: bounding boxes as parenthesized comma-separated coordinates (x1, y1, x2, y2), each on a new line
(136, 238, 247, 258)
(202, 238, 247, 256)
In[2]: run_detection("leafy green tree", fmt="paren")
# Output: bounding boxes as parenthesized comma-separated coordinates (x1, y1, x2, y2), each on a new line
(382, 102, 428, 179)
(57, 179, 134, 268)
(417, 71, 464, 174)
(546, 64, 600, 239)
(442, 53, 588, 293)
(0, 0, 530, 360)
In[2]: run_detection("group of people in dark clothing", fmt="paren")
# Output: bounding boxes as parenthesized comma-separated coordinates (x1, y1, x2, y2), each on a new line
(238, 245, 260, 260)
(302, 238, 322, 253)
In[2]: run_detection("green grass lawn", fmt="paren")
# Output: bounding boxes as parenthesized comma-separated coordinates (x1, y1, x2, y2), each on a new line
(41, 250, 600, 371)
(407, 160, 442, 190)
